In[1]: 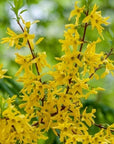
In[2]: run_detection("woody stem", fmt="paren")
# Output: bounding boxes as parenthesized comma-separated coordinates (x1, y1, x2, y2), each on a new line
(94, 123, 114, 132)
(17, 21, 40, 77)
(89, 48, 113, 79)
(77, 10, 89, 60)
(66, 10, 89, 94)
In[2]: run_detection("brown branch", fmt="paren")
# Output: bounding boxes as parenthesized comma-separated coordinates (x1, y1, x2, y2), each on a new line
(89, 67, 100, 79)
(94, 123, 114, 132)
(4, 116, 114, 133)
(55, 11, 89, 114)
(66, 78, 72, 94)
(27, 40, 40, 76)
(77, 10, 89, 60)
(17, 20, 41, 77)
(66, 11, 89, 94)
(32, 122, 39, 127)
(89, 48, 113, 79)
(50, 48, 113, 120)
(105, 48, 113, 59)
(32, 118, 44, 127)
(17, 21, 24, 32)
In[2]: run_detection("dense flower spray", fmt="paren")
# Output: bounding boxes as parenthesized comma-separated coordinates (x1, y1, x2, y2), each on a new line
(0, 0, 114, 143)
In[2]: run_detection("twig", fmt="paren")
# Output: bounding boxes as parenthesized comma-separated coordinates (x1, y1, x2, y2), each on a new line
(17, 20, 41, 77)
(94, 123, 114, 132)
(66, 11, 89, 94)
(77, 10, 89, 60)
(89, 48, 113, 79)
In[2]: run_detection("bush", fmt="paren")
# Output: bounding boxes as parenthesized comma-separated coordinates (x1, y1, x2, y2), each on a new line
(0, 0, 114, 143)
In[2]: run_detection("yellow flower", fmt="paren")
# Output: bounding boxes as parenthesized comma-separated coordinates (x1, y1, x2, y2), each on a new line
(82, 108, 96, 127)
(1, 16, 39, 49)
(0, 64, 11, 79)
(15, 53, 32, 76)
(69, 78, 89, 95)
(83, 38, 104, 76)
(59, 23, 82, 53)
(35, 37, 44, 45)
(101, 59, 114, 78)
(1, 28, 22, 49)
(83, 4, 110, 38)
(1, 103, 41, 143)
(18, 28, 35, 47)
(34, 52, 50, 73)
(92, 129, 110, 143)
(69, 2, 85, 25)
(20, 15, 40, 29)
(106, 124, 114, 143)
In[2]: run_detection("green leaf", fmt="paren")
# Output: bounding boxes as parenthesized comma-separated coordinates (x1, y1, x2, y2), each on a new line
(9, 1, 14, 9)
(0, 79, 17, 97)
(85, 0, 92, 9)
(14, 0, 23, 9)
(14, 0, 17, 7)
(0, 95, 8, 118)
(108, 28, 114, 38)
(45, 129, 58, 144)
(19, 9, 27, 15)
(9, 0, 24, 18)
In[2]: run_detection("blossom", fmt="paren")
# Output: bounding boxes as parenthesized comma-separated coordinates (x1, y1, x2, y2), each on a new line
(59, 26, 82, 53)
(1, 16, 39, 49)
(1, 2, 114, 144)
(83, 4, 110, 38)
(101, 59, 114, 78)
(20, 15, 40, 29)
(81, 108, 96, 127)
(82, 38, 104, 76)
(69, 2, 85, 25)
(15, 53, 34, 76)
(0, 97, 46, 144)
(0, 64, 11, 79)
(18, 28, 35, 47)
(35, 37, 44, 45)
(1, 28, 22, 49)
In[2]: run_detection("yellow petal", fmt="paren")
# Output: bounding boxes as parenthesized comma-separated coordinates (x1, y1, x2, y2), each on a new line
(35, 37, 44, 45)
(32, 20, 40, 24)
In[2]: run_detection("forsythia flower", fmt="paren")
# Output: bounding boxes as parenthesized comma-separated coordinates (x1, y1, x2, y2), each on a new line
(1, 28, 22, 49)
(83, 4, 110, 38)
(101, 59, 114, 78)
(0, 96, 47, 144)
(0, 64, 11, 79)
(82, 38, 104, 76)
(69, 1, 85, 25)
(81, 108, 96, 127)
(1, 16, 41, 50)
(59, 25, 82, 53)
(1, 1, 114, 144)
(15, 53, 33, 76)
(20, 15, 40, 29)
(18, 28, 35, 47)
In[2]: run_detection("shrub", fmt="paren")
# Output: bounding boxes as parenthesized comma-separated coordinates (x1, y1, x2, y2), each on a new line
(0, 0, 114, 143)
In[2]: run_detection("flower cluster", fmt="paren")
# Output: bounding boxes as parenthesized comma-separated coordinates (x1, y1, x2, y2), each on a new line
(0, 1, 114, 144)
(0, 64, 11, 79)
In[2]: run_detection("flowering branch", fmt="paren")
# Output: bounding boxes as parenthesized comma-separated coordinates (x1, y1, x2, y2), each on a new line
(1, 1, 114, 143)
(89, 48, 113, 79)
(77, 10, 89, 60)
(94, 123, 114, 132)
(17, 20, 41, 77)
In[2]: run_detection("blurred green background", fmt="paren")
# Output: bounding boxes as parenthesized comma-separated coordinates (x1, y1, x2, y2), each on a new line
(0, 0, 114, 143)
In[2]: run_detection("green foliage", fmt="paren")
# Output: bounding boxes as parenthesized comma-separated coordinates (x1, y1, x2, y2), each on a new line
(26, 0, 40, 5)
(0, 78, 21, 97)
(9, 0, 27, 20)
(0, 95, 8, 118)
